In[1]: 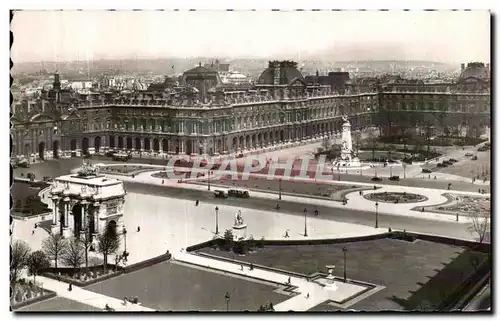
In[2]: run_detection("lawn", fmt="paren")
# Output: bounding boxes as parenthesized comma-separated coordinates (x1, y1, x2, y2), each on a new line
(98, 164, 158, 175)
(85, 261, 289, 311)
(190, 175, 370, 200)
(199, 238, 489, 311)
(17, 297, 100, 312)
(11, 181, 51, 218)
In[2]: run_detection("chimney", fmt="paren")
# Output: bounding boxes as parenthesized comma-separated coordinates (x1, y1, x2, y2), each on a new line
(53, 73, 61, 91)
(461, 63, 465, 72)
(273, 61, 281, 86)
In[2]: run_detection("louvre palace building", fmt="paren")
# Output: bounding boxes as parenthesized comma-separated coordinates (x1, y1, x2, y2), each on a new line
(10, 61, 490, 161)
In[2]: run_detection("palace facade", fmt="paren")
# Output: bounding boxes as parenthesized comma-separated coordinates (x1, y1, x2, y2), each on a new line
(10, 61, 490, 161)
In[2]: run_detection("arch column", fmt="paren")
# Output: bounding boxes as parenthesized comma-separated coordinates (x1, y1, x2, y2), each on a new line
(51, 198, 59, 225)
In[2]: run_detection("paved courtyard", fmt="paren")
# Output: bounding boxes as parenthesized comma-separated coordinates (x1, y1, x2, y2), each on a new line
(16, 297, 100, 312)
(85, 261, 289, 311)
(199, 238, 489, 311)
(433, 150, 491, 180)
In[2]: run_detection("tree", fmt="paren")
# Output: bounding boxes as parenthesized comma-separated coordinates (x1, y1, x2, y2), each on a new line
(367, 132, 377, 160)
(10, 240, 31, 282)
(79, 230, 93, 268)
(42, 232, 68, 269)
(27, 250, 50, 282)
(468, 212, 490, 244)
(61, 237, 85, 274)
(387, 144, 395, 160)
(354, 132, 362, 154)
(221, 229, 234, 251)
(321, 137, 331, 151)
(97, 224, 120, 272)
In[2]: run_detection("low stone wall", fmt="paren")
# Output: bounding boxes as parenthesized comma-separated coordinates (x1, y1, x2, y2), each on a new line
(42, 264, 123, 287)
(123, 252, 172, 274)
(41, 252, 172, 287)
(11, 290, 57, 310)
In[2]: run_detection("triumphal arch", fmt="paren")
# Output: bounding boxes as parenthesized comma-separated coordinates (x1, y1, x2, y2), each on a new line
(48, 162, 126, 242)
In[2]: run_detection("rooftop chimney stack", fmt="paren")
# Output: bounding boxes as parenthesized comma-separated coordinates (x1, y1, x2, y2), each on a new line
(461, 63, 465, 72)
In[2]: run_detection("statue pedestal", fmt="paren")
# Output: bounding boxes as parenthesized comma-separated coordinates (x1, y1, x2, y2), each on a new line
(232, 224, 248, 241)
(324, 275, 338, 291)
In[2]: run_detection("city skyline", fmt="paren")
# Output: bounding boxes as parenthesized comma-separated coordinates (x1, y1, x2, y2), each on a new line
(11, 10, 490, 64)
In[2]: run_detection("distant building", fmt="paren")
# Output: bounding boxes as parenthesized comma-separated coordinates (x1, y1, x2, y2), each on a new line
(10, 61, 490, 160)
(305, 71, 351, 94)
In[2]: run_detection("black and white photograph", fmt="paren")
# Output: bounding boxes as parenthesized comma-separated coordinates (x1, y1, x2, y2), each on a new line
(9, 8, 491, 312)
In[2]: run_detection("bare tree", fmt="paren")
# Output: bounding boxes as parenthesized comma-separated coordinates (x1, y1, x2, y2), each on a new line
(321, 137, 331, 151)
(367, 131, 377, 160)
(61, 237, 85, 274)
(42, 232, 68, 269)
(10, 240, 31, 282)
(468, 212, 490, 244)
(27, 250, 50, 282)
(79, 230, 93, 268)
(354, 132, 362, 154)
(97, 224, 120, 272)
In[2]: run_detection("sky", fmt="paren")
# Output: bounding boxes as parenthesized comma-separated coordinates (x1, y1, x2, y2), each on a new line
(10, 10, 491, 63)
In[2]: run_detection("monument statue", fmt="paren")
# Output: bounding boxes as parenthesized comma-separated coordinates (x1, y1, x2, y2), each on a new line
(234, 210, 244, 226)
(334, 115, 361, 168)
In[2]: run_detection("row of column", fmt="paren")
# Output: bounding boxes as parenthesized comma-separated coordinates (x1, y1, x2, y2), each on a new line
(52, 198, 98, 234)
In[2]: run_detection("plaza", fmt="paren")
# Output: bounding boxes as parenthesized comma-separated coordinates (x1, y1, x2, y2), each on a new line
(12, 142, 490, 311)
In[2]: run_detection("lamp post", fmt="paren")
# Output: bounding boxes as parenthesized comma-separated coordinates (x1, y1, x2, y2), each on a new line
(456, 211, 459, 222)
(303, 208, 308, 237)
(375, 202, 379, 228)
(122, 226, 128, 256)
(224, 292, 230, 311)
(342, 247, 347, 282)
(215, 206, 219, 235)
(208, 170, 211, 191)
(278, 178, 282, 200)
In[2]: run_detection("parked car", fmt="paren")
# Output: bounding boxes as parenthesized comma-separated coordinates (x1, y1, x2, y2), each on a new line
(448, 158, 458, 163)
(442, 160, 452, 166)
(422, 168, 432, 173)
(105, 150, 116, 157)
(436, 163, 447, 168)
(472, 156, 478, 160)
(371, 176, 382, 182)
(389, 176, 400, 181)
(213, 189, 228, 199)
(465, 153, 473, 157)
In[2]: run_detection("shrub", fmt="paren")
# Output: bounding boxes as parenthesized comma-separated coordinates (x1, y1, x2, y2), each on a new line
(232, 241, 248, 255)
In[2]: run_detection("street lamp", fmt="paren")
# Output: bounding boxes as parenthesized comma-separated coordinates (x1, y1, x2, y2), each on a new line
(375, 202, 379, 228)
(304, 208, 308, 237)
(215, 206, 219, 235)
(208, 170, 211, 191)
(122, 226, 128, 257)
(224, 292, 230, 311)
(342, 247, 347, 282)
(278, 178, 282, 200)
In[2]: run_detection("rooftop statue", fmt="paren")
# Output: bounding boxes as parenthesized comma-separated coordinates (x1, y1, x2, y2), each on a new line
(76, 160, 100, 177)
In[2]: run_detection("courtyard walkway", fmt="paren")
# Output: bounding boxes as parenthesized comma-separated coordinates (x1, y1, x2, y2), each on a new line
(173, 250, 367, 311)
(105, 169, 486, 223)
(35, 276, 155, 312)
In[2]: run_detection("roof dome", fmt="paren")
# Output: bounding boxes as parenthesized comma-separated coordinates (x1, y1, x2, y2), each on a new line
(459, 62, 490, 81)
(183, 64, 218, 76)
(257, 60, 304, 86)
